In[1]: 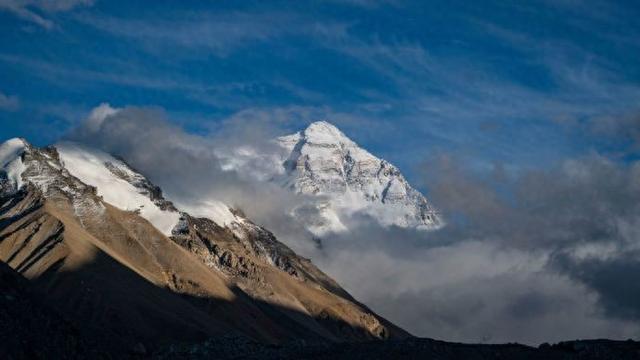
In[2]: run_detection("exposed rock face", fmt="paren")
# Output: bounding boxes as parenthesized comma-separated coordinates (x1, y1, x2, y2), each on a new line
(0, 138, 408, 356)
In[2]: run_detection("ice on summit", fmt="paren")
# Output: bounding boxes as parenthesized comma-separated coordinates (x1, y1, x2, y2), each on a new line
(1, 118, 442, 240)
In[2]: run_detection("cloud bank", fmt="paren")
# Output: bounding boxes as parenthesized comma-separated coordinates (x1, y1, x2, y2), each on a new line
(315, 153, 640, 343)
(65, 103, 640, 344)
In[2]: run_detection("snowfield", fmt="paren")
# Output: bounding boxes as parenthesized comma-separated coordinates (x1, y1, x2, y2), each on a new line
(56, 142, 181, 236)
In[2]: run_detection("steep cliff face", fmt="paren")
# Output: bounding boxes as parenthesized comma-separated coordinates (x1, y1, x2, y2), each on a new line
(0, 138, 408, 355)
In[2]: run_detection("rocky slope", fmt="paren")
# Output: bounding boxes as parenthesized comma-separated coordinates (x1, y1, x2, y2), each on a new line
(221, 121, 443, 236)
(0, 138, 407, 356)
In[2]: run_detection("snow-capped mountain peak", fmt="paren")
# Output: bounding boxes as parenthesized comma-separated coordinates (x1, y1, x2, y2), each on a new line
(273, 121, 443, 234)
(214, 121, 443, 236)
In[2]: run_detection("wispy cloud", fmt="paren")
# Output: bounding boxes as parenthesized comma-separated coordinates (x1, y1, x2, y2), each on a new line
(0, 53, 207, 91)
(0, 0, 93, 29)
(326, 0, 402, 8)
(0, 53, 329, 112)
(0, 91, 19, 111)
(327, 27, 640, 122)
(75, 11, 351, 56)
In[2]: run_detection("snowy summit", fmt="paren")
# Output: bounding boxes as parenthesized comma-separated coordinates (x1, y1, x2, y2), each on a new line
(276, 121, 443, 234)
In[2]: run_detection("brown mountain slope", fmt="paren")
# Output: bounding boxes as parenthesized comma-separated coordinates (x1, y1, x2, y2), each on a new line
(0, 139, 408, 356)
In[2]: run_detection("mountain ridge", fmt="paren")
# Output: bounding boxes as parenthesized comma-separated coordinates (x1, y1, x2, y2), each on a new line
(0, 137, 409, 356)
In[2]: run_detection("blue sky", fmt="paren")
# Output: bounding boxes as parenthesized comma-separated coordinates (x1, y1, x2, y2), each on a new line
(1, 0, 640, 184)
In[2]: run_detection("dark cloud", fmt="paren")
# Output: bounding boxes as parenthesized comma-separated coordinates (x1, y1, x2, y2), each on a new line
(422, 153, 640, 250)
(553, 111, 640, 157)
(552, 252, 640, 321)
(588, 113, 640, 146)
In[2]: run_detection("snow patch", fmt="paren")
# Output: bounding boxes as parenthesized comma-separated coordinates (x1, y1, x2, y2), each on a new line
(302, 121, 353, 146)
(56, 142, 180, 236)
(174, 199, 239, 228)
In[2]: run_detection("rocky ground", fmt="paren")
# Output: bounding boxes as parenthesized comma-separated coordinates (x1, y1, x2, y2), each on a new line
(154, 336, 640, 360)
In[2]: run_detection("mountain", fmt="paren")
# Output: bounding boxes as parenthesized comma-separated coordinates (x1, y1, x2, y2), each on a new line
(3, 137, 640, 360)
(0, 138, 408, 356)
(221, 121, 443, 237)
